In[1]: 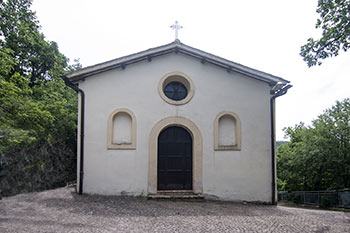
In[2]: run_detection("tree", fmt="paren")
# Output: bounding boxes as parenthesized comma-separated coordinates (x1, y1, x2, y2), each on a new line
(0, 0, 67, 86)
(300, 0, 350, 67)
(277, 98, 350, 191)
(0, 0, 79, 196)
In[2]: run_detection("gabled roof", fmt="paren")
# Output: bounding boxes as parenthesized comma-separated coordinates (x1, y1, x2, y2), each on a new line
(65, 40, 290, 85)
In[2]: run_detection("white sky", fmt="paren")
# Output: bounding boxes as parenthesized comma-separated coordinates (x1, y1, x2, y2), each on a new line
(32, 0, 350, 140)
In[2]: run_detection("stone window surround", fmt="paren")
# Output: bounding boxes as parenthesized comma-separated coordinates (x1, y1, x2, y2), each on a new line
(148, 116, 203, 194)
(158, 71, 195, 105)
(214, 111, 241, 151)
(107, 108, 136, 150)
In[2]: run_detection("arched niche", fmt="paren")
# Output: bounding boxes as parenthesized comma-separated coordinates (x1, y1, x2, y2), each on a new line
(107, 108, 136, 150)
(214, 111, 241, 151)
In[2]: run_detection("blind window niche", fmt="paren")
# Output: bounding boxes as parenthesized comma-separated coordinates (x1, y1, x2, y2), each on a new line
(218, 116, 236, 146)
(113, 112, 132, 144)
(107, 108, 136, 150)
(214, 111, 241, 151)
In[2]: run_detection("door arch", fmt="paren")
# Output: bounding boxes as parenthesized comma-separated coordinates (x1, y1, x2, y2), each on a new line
(148, 117, 203, 194)
(158, 126, 192, 190)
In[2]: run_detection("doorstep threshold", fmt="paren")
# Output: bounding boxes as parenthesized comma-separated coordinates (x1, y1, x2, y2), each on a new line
(148, 190, 204, 200)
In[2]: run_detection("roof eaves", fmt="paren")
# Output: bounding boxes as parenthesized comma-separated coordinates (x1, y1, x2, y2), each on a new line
(176, 48, 277, 84)
(66, 40, 289, 85)
(66, 41, 178, 81)
(69, 48, 176, 83)
(176, 42, 289, 84)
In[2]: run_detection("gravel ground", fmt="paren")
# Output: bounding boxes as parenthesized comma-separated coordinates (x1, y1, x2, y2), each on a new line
(0, 187, 349, 233)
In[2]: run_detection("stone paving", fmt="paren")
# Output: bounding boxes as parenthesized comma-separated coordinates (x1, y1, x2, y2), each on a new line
(0, 187, 349, 232)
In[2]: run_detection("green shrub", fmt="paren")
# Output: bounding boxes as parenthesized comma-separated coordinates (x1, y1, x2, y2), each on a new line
(319, 196, 331, 208)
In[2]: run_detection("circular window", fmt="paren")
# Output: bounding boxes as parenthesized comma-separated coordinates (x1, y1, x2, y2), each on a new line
(164, 81, 188, 101)
(158, 72, 194, 105)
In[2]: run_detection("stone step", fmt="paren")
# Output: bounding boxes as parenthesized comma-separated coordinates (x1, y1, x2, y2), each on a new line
(148, 191, 204, 200)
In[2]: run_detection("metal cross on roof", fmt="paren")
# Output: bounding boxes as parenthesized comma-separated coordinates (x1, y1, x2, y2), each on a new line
(170, 21, 183, 40)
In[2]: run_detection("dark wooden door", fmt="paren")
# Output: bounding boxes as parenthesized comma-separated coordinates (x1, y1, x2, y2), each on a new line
(158, 126, 192, 190)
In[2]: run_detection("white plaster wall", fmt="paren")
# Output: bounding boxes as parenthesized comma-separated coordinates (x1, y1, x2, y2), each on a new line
(78, 53, 272, 202)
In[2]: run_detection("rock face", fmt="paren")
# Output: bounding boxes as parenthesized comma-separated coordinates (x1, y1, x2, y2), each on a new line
(0, 143, 76, 197)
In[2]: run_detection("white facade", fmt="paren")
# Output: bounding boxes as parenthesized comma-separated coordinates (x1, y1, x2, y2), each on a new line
(66, 41, 290, 203)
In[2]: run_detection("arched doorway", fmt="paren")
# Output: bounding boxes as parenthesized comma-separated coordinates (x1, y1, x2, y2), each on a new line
(157, 126, 192, 190)
(148, 116, 202, 194)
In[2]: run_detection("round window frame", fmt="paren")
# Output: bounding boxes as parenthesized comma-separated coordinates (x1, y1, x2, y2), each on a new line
(158, 72, 194, 105)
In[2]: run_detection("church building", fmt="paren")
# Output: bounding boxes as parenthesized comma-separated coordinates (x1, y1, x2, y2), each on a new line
(63, 39, 291, 204)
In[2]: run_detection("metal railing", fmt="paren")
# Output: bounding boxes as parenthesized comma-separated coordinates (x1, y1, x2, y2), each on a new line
(278, 189, 350, 208)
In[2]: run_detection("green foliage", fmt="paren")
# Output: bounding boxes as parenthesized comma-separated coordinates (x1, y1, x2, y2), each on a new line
(277, 99, 350, 191)
(286, 193, 302, 205)
(319, 196, 332, 208)
(0, 0, 78, 196)
(276, 141, 288, 147)
(300, 0, 350, 67)
(0, 0, 67, 85)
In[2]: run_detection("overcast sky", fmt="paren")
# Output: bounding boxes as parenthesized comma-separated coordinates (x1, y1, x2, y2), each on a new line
(32, 0, 350, 140)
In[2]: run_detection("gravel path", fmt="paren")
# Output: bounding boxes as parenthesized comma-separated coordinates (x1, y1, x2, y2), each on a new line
(0, 187, 349, 232)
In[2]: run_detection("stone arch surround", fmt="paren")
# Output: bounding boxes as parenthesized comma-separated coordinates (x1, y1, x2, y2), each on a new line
(148, 116, 203, 194)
